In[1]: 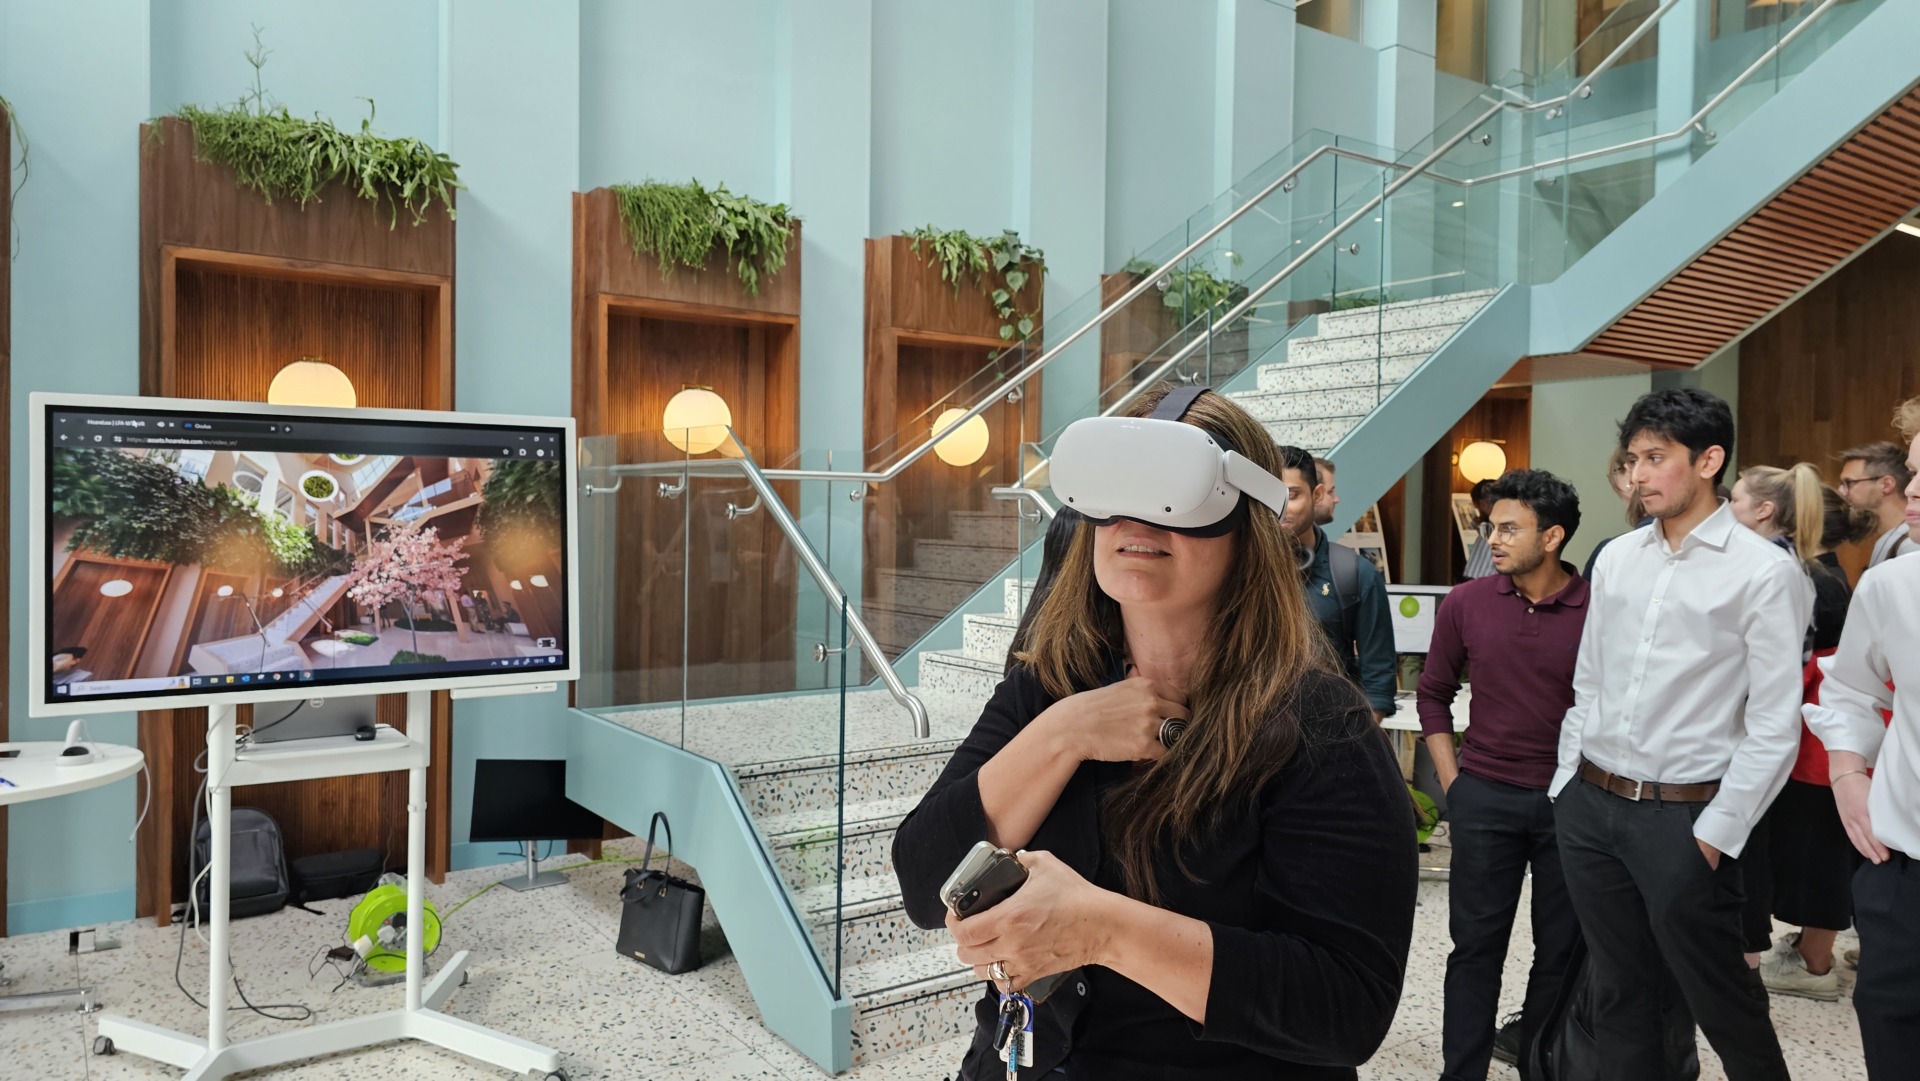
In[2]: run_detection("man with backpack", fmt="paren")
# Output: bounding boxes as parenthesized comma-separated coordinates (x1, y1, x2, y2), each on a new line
(1277, 445, 1397, 722)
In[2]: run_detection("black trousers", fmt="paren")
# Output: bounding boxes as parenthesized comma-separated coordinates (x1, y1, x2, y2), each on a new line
(1442, 773, 1580, 1081)
(1554, 777, 1789, 1081)
(1853, 853, 1920, 1078)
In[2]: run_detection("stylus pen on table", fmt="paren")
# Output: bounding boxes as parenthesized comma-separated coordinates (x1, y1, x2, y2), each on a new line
(0, 777, 15, 788)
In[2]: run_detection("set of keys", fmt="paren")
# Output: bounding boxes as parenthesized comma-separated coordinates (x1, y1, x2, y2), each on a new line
(993, 991, 1035, 1079)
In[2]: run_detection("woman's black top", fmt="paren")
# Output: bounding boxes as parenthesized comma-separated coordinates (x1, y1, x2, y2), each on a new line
(1809, 551, 1853, 653)
(891, 665, 1417, 1080)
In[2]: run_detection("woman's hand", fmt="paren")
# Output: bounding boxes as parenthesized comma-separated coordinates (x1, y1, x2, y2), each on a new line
(1034, 677, 1187, 765)
(947, 851, 1113, 991)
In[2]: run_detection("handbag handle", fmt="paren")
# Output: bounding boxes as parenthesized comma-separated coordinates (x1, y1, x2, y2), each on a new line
(641, 811, 673, 875)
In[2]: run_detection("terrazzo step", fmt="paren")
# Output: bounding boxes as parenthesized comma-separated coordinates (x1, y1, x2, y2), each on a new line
(1254, 415, 1368, 455)
(1313, 289, 1498, 338)
(961, 612, 1020, 663)
(1227, 382, 1390, 423)
(848, 943, 979, 1067)
(1250, 351, 1427, 394)
(796, 875, 951, 969)
(1001, 578, 1039, 620)
(732, 740, 958, 820)
(766, 795, 919, 894)
(873, 568, 992, 617)
(946, 510, 1027, 548)
(909, 538, 1020, 581)
(1280, 326, 1456, 369)
(860, 603, 945, 658)
(918, 649, 1008, 705)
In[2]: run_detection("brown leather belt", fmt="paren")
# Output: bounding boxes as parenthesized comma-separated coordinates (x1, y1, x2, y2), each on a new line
(1580, 758, 1720, 803)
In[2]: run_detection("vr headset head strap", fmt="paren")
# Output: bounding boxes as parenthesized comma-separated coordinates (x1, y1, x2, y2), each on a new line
(1151, 384, 1211, 423)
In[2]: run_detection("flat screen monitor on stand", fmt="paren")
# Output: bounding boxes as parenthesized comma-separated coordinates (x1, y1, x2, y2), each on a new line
(469, 759, 605, 892)
(29, 391, 582, 1081)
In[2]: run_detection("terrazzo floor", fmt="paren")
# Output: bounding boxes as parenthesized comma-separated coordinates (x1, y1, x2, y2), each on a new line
(0, 841, 1871, 1080)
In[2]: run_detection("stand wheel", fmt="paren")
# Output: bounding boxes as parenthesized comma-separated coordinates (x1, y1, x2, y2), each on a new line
(546, 1072, 568, 1080)
(93, 1036, 116, 1056)
(461, 972, 472, 987)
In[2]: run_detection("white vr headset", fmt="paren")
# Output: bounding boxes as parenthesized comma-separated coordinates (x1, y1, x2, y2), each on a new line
(1050, 386, 1297, 537)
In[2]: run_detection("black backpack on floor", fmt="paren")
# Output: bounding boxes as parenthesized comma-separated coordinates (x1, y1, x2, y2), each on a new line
(1525, 936, 1700, 1081)
(187, 807, 293, 922)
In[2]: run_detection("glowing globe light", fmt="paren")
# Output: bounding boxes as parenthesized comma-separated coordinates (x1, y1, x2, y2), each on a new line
(268, 359, 357, 409)
(662, 388, 732, 455)
(931, 408, 990, 467)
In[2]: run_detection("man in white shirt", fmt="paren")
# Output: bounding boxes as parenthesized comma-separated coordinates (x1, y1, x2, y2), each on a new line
(1552, 388, 1809, 1081)
(1805, 399, 1920, 1078)
(1837, 439, 1916, 569)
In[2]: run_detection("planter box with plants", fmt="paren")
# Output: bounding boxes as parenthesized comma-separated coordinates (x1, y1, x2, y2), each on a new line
(1098, 258, 1251, 398)
(574, 181, 802, 319)
(869, 229, 1045, 353)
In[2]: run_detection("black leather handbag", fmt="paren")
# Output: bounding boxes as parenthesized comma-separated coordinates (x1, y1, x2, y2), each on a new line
(616, 812, 704, 975)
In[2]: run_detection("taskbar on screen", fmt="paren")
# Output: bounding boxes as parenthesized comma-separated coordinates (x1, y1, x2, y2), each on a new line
(56, 654, 566, 700)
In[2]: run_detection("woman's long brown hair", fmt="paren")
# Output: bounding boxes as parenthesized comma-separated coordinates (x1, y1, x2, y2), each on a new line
(1016, 386, 1341, 903)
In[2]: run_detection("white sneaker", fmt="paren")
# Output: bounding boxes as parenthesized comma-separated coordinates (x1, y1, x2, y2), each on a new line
(1760, 947, 1841, 1001)
(1843, 946, 1860, 969)
(1765, 933, 1800, 961)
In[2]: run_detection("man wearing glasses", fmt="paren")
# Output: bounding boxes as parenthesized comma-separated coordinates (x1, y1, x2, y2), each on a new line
(1419, 470, 1587, 1080)
(1838, 441, 1916, 569)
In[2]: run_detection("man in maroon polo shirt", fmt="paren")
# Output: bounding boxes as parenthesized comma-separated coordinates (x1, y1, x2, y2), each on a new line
(1418, 469, 1586, 1081)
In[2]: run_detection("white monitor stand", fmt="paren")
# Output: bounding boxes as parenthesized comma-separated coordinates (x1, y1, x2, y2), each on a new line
(91, 691, 565, 1081)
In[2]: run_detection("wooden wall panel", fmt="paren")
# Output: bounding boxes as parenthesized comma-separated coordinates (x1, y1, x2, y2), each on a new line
(1420, 389, 1532, 584)
(138, 121, 457, 924)
(571, 190, 804, 719)
(1578, 89, 1920, 369)
(1738, 233, 1920, 582)
(2, 109, 12, 934)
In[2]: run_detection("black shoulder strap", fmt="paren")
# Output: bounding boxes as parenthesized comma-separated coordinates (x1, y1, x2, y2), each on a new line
(1326, 539, 1361, 645)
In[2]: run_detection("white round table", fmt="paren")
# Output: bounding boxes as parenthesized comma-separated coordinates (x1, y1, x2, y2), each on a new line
(0, 740, 144, 1016)
(0, 740, 144, 806)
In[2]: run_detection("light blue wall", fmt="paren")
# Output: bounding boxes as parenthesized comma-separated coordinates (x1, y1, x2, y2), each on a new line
(4, 0, 152, 934)
(150, 0, 441, 141)
(578, 0, 779, 197)
(870, 1, 1017, 238)
(3, 0, 1469, 933)
(440, 0, 583, 871)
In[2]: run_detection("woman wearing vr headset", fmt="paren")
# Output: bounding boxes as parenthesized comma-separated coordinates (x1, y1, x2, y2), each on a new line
(892, 386, 1417, 1079)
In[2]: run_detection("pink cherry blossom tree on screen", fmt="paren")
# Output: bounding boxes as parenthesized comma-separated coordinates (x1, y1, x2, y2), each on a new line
(344, 518, 469, 657)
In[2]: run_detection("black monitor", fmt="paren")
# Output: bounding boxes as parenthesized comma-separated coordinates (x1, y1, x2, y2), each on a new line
(468, 759, 604, 843)
(470, 759, 605, 892)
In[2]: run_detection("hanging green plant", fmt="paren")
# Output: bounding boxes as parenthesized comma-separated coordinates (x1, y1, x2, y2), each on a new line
(906, 226, 1047, 358)
(611, 179, 795, 296)
(155, 27, 461, 228)
(1122, 256, 1250, 330)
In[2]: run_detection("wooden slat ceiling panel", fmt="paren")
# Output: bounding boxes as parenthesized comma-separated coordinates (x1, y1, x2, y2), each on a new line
(1576, 85, 1920, 367)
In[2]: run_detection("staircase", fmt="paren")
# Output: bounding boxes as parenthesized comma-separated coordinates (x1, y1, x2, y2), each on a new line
(187, 574, 351, 674)
(590, 577, 1029, 1068)
(863, 512, 1023, 658)
(1227, 290, 1499, 453)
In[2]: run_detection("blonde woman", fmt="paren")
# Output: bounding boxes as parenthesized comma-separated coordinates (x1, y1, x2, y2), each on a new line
(892, 387, 1416, 1080)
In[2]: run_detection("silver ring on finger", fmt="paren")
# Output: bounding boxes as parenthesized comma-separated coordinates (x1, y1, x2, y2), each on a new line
(989, 960, 1010, 984)
(1158, 717, 1188, 749)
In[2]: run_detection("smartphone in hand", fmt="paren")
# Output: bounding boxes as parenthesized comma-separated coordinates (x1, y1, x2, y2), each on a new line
(939, 841, 1075, 1003)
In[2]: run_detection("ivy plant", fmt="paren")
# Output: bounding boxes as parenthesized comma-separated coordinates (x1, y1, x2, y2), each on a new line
(906, 226, 1047, 359)
(611, 179, 795, 296)
(1331, 291, 1401, 311)
(158, 27, 461, 228)
(2, 94, 26, 258)
(1122, 256, 1250, 330)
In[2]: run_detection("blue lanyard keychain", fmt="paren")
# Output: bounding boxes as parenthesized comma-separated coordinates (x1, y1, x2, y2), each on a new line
(995, 990, 1034, 1077)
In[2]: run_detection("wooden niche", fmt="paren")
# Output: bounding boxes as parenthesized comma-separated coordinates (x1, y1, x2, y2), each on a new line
(1096, 267, 1251, 411)
(862, 237, 1043, 659)
(572, 188, 802, 706)
(136, 116, 457, 926)
(1420, 388, 1532, 585)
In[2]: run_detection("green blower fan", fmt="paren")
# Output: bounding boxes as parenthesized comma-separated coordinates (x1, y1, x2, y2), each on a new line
(347, 881, 442, 975)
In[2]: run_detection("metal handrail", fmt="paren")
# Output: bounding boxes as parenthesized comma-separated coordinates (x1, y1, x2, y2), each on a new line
(990, 486, 1058, 521)
(763, 0, 1695, 488)
(586, 457, 932, 739)
(1074, 0, 1841, 437)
